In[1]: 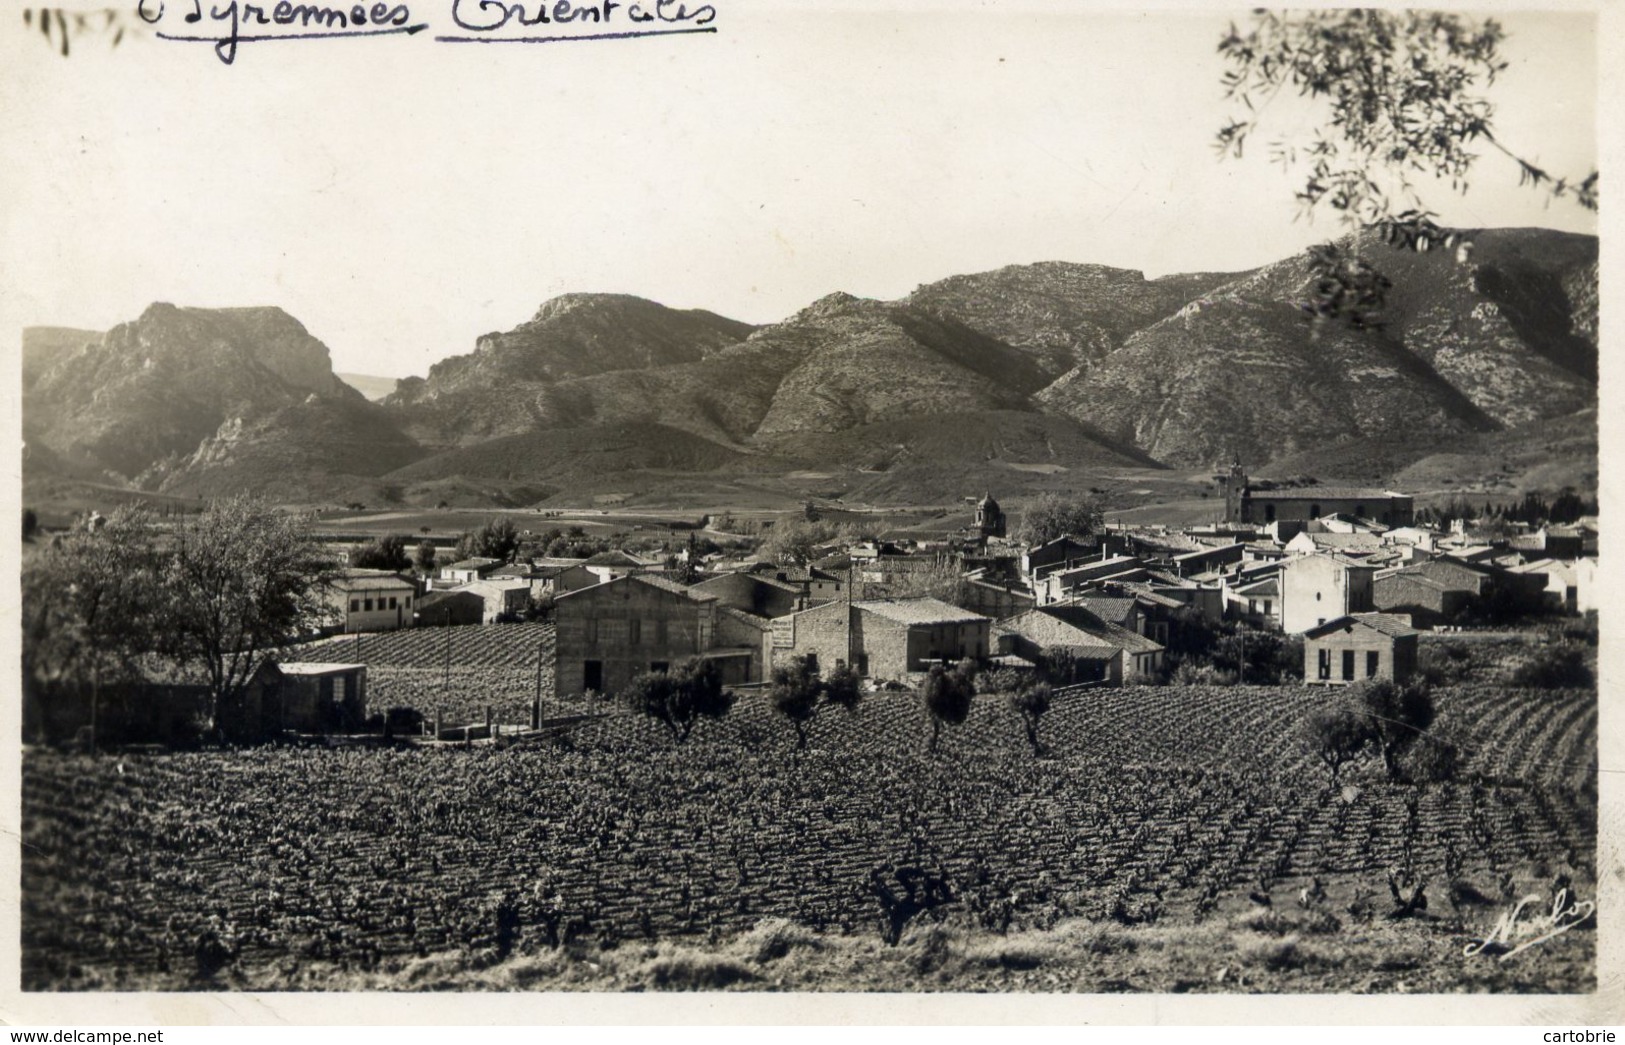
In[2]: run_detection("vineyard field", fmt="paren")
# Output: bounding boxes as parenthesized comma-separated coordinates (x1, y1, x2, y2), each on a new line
(22, 679, 1596, 992)
(282, 622, 556, 727)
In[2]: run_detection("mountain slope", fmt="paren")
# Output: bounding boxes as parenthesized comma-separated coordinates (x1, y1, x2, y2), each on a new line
(156, 393, 426, 501)
(22, 327, 103, 390)
(23, 304, 425, 499)
(903, 262, 1241, 378)
(749, 293, 1052, 436)
(385, 294, 754, 444)
(1035, 229, 1596, 468)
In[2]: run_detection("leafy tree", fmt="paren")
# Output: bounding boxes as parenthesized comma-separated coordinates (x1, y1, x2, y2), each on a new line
(1355, 678, 1436, 781)
(1303, 700, 1376, 781)
(1014, 493, 1104, 547)
(823, 662, 862, 713)
(158, 496, 338, 740)
(769, 656, 824, 750)
(625, 657, 733, 743)
(758, 518, 838, 567)
(414, 540, 439, 575)
(348, 534, 411, 572)
(1216, 11, 1596, 327)
(21, 506, 165, 744)
(769, 657, 864, 749)
(921, 660, 977, 752)
(454, 517, 521, 563)
(1008, 681, 1052, 755)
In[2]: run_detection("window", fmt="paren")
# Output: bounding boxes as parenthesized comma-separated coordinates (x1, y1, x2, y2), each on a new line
(1342, 650, 1355, 681)
(583, 660, 603, 692)
(1248, 599, 1257, 615)
(388, 597, 398, 609)
(1310, 504, 1321, 518)
(1315, 591, 1321, 601)
(1263, 600, 1272, 616)
(1265, 504, 1276, 522)
(806, 653, 819, 674)
(1367, 650, 1380, 678)
(350, 599, 360, 612)
(1317, 649, 1331, 680)
(364, 598, 374, 611)
(629, 619, 642, 645)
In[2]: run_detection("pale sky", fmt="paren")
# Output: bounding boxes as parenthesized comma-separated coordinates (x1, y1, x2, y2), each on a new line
(1, 3, 1599, 379)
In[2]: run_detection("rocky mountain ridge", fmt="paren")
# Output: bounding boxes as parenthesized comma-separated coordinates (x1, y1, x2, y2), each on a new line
(22, 227, 1597, 509)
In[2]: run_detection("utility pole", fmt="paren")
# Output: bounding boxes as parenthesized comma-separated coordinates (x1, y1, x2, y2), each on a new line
(533, 629, 544, 730)
(1238, 627, 1246, 686)
(846, 560, 856, 673)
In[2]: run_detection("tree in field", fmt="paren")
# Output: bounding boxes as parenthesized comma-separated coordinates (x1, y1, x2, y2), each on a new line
(921, 660, 977, 752)
(758, 518, 837, 567)
(625, 657, 734, 743)
(1355, 678, 1436, 781)
(349, 533, 411, 572)
(454, 517, 521, 563)
(1008, 681, 1052, 755)
(769, 656, 824, 750)
(1303, 699, 1377, 781)
(158, 496, 338, 739)
(823, 661, 862, 713)
(1014, 493, 1105, 547)
(769, 656, 864, 749)
(1216, 11, 1596, 329)
(21, 506, 165, 744)
(414, 540, 439, 575)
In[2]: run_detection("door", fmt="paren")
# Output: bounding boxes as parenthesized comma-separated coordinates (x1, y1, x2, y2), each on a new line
(1341, 649, 1355, 681)
(583, 660, 603, 693)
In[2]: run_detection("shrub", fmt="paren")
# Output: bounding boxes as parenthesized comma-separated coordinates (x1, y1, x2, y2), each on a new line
(1510, 646, 1593, 689)
(1302, 699, 1376, 780)
(624, 658, 733, 742)
(921, 665, 974, 751)
(738, 918, 821, 964)
(1417, 640, 1474, 686)
(1355, 678, 1435, 780)
(1400, 728, 1462, 784)
(1009, 682, 1053, 755)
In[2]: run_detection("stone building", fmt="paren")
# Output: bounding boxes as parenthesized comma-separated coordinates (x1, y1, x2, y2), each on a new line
(1279, 553, 1376, 634)
(325, 569, 417, 634)
(1302, 613, 1418, 685)
(770, 597, 991, 680)
(1217, 461, 1414, 527)
(553, 574, 767, 697)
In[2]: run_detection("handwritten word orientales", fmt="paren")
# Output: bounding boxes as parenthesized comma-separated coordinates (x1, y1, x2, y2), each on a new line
(441, 0, 717, 41)
(1462, 887, 1595, 962)
(138, 0, 716, 65)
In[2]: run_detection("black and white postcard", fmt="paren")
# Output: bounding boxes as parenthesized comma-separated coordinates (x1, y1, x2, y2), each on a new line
(1, 0, 1617, 1026)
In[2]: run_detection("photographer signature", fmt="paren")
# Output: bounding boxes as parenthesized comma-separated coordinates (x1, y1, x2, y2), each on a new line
(1464, 887, 1594, 961)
